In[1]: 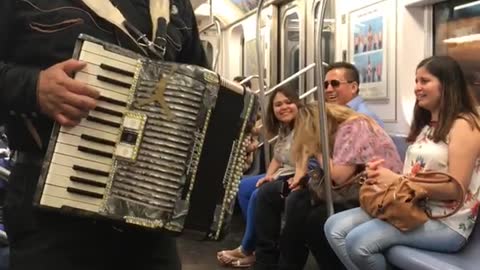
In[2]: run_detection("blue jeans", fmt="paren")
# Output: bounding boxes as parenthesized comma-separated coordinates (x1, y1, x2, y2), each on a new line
(324, 207, 466, 270)
(237, 173, 265, 253)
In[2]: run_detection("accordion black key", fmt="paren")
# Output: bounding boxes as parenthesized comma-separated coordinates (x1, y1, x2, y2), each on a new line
(35, 34, 258, 239)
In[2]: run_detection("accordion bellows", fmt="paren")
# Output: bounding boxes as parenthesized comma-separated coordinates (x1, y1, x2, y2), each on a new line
(35, 34, 257, 239)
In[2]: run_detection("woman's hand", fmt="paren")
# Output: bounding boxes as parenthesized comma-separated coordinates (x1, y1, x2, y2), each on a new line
(366, 158, 384, 173)
(366, 159, 401, 184)
(256, 174, 274, 187)
(288, 174, 305, 191)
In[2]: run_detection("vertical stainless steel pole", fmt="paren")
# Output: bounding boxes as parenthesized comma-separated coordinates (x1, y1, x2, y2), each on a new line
(209, 0, 213, 23)
(212, 18, 222, 72)
(255, 0, 271, 167)
(314, 0, 334, 216)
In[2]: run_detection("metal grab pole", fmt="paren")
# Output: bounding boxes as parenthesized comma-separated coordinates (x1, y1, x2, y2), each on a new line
(212, 18, 222, 72)
(314, 0, 334, 216)
(255, 0, 271, 167)
(209, 0, 213, 23)
(239, 75, 259, 89)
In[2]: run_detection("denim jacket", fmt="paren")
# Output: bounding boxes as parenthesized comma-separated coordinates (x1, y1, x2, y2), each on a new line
(0, 0, 208, 151)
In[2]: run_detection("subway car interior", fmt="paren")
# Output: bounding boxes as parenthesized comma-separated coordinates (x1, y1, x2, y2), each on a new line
(1, 0, 480, 269)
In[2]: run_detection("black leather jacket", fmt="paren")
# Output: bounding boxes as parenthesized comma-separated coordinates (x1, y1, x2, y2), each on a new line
(0, 0, 208, 152)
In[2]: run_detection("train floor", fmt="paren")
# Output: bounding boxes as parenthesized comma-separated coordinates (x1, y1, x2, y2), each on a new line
(0, 212, 319, 270)
(178, 213, 319, 270)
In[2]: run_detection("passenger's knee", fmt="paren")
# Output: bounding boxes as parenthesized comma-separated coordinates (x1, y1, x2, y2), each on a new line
(256, 181, 279, 202)
(345, 232, 371, 262)
(324, 214, 346, 242)
(238, 180, 251, 198)
(283, 190, 308, 214)
(250, 189, 258, 202)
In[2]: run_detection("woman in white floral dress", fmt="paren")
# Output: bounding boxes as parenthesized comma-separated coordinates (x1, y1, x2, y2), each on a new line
(324, 55, 480, 270)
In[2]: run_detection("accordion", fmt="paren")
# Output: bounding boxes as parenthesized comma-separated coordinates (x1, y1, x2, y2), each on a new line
(35, 34, 258, 239)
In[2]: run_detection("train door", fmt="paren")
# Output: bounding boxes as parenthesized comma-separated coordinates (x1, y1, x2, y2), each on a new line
(279, 0, 306, 95)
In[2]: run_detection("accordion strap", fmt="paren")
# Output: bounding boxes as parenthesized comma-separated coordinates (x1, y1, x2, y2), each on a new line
(81, 0, 170, 58)
(81, 0, 135, 41)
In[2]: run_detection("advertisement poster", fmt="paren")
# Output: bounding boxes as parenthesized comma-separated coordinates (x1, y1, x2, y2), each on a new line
(349, 1, 388, 100)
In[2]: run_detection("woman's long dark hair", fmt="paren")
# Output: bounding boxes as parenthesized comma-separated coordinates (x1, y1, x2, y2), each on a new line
(264, 86, 301, 138)
(407, 56, 480, 143)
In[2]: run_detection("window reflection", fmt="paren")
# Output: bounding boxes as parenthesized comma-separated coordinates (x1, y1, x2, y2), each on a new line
(283, 11, 300, 91)
(434, 0, 480, 100)
(314, 1, 335, 66)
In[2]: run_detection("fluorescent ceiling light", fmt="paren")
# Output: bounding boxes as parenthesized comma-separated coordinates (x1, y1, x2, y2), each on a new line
(293, 19, 335, 22)
(443, 33, 480, 44)
(194, 1, 243, 19)
(454, 0, 480, 11)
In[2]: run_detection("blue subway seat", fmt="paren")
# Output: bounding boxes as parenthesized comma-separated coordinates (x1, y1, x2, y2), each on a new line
(386, 220, 480, 270)
(388, 133, 408, 162)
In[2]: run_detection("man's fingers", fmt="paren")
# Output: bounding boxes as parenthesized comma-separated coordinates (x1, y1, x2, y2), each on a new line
(247, 140, 259, 152)
(60, 59, 87, 76)
(55, 113, 80, 127)
(62, 76, 100, 99)
(63, 91, 97, 111)
(60, 103, 89, 120)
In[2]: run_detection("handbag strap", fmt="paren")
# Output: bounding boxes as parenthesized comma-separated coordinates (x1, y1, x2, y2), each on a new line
(407, 171, 466, 219)
(332, 165, 367, 190)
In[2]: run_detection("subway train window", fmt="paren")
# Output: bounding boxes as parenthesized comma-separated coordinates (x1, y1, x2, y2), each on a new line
(434, 0, 480, 100)
(244, 39, 258, 77)
(314, 0, 335, 66)
(282, 10, 301, 91)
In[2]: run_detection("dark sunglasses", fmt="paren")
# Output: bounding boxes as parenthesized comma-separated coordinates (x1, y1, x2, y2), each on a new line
(323, 80, 353, 89)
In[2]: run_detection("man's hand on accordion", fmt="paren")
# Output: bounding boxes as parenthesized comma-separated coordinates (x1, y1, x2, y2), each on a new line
(243, 135, 259, 172)
(37, 59, 100, 127)
(242, 125, 261, 172)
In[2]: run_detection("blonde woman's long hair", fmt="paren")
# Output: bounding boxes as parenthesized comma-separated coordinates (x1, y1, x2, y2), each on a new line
(291, 102, 379, 163)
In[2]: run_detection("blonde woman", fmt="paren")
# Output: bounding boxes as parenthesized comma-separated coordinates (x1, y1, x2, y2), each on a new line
(254, 103, 402, 270)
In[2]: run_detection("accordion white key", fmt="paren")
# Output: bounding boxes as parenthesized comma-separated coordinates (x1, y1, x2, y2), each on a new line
(35, 34, 258, 239)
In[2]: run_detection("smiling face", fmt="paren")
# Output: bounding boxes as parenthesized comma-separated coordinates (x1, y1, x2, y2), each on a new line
(324, 68, 358, 105)
(414, 66, 442, 116)
(272, 92, 298, 124)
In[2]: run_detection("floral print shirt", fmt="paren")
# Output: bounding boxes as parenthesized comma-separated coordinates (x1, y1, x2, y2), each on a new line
(332, 118, 403, 173)
(404, 125, 480, 239)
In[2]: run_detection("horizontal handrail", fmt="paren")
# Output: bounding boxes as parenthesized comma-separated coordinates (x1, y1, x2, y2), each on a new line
(300, 86, 318, 100)
(265, 63, 316, 95)
(239, 75, 259, 86)
(199, 22, 215, 33)
(257, 135, 278, 147)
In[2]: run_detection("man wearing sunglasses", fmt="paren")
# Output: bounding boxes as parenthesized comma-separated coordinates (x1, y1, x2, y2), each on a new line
(324, 62, 384, 127)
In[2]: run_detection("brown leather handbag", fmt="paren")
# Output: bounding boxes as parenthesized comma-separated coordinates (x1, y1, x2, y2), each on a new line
(359, 171, 465, 231)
